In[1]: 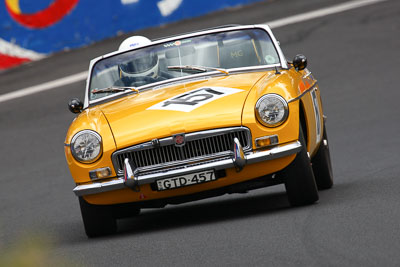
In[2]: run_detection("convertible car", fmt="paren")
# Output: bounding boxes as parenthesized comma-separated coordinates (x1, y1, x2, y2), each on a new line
(65, 24, 333, 237)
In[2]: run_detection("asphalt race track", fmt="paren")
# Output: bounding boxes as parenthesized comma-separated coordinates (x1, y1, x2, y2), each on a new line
(1, 0, 400, 265)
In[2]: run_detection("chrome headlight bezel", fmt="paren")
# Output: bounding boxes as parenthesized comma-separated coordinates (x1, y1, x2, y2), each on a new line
(70, 130, 103, 163)
(255, 94, 289, 127)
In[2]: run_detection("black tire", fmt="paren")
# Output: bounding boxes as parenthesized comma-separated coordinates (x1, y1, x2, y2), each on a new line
(312, 123, 334, 190)
(79, 197, 117, 238)
(284, 127, 319, 206)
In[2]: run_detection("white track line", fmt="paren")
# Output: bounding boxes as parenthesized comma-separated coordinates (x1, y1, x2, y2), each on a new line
(0, 0, 388, 104)
(266, 0, 388, 28)
(0, 71, 87, 103)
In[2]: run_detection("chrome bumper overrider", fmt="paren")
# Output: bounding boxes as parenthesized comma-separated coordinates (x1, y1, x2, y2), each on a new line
(73, 141, 301, 197)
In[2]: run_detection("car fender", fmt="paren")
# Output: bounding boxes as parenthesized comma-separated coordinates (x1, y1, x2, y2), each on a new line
(64, 107, 117, 184)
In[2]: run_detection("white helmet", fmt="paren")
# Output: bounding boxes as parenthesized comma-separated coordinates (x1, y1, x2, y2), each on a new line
(118, 36, 159, 79)
(118, 36, 151, 51)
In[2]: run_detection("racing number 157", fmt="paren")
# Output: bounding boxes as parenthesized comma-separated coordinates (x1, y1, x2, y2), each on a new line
(162, 88, 224, 107)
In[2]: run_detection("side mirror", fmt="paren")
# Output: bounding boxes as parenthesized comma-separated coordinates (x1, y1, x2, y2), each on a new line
(68, 98, 83, 114)
(293, 54, 307, 71)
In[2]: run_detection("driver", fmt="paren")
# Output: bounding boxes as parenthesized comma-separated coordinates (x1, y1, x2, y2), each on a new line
(116, 36, 169, 86)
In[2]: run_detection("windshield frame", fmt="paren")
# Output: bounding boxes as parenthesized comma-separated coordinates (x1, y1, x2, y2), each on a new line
(84, 24, 287, 108)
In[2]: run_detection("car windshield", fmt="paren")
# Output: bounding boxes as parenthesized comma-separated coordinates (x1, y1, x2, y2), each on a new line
(89, 29, 280, 101)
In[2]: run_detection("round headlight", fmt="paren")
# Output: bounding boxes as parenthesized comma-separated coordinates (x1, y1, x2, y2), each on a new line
(255, 94, 288, 127)
(70, 130, 102, 163)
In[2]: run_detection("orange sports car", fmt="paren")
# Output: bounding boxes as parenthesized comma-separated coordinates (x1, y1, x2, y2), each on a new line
(65, 25, 333, 237)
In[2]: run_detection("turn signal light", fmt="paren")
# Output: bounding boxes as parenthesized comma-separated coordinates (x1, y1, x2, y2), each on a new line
(89, 167, 112, 180)
(255, 135, 279, 148)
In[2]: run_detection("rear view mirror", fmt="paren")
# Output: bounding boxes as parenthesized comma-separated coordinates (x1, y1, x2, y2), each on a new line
(68, 98, 83, 113)
(293, 54, 307, 71)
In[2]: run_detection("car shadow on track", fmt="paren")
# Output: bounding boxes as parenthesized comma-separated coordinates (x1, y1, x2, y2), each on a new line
(116, 182, 346, 239)
(55, 183, 342, 243)
(116, 188, 292, 236)
(54, 187, 291, 243)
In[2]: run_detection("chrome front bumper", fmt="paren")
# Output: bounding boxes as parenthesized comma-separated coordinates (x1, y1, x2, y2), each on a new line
(73, 141, 301, 197)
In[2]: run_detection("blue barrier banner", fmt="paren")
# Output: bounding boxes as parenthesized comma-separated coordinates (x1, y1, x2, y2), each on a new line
(1, 0, 263, 55)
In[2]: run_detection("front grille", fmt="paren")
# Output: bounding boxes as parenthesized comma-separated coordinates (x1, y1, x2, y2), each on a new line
(112, 127, 251, 174)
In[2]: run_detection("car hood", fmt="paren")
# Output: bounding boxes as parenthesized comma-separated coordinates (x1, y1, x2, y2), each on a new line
(98, 72, 270, 149)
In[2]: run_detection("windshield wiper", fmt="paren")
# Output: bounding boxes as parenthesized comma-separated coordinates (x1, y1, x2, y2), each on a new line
(92, 86, 139, 94)
(167, 65, 229, 75)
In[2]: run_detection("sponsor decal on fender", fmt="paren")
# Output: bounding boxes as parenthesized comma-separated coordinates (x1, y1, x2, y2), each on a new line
(147, 87, 243, 112)
(311, 88, 322, 144)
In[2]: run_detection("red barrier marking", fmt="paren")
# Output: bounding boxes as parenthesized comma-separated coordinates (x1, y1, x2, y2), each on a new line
(5, 0, 79, 29)
(0, 53, 31, 70)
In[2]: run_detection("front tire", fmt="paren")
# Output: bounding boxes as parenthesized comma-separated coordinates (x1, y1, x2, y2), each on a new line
(79, 197, 117, 238)
(284, 127, 319, 206)
(312, 123, 334, 190)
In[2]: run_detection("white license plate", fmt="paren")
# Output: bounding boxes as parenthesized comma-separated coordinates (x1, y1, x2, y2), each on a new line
(156, 170, 216, 191)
